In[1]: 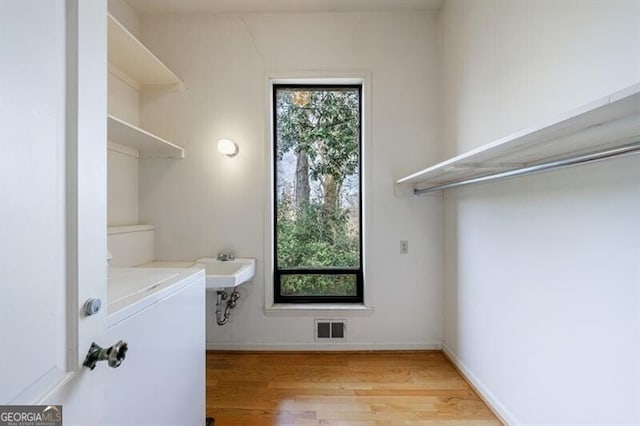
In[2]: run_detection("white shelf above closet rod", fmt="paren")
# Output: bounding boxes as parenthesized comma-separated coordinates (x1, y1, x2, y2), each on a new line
(414, 141, 640, 195)
(397, 83, 640, 195)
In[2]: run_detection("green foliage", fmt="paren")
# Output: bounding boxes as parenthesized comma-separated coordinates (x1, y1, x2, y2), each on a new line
(275, 87, 361, 297)
(276, 88, 360, 202)
(277, 198, 359, 269)
(280, 274, 357, 297)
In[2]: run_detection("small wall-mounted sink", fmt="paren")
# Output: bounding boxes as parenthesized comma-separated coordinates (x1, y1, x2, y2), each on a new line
(195, 258, 255, 289)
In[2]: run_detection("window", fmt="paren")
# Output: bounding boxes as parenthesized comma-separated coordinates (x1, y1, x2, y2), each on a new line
(273, 84, 363, 303)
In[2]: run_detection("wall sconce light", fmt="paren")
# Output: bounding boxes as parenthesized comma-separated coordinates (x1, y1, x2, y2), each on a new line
(217, 139, 239, 157)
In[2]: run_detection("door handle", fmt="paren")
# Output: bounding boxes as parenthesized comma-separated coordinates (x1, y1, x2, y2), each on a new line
(83, 340, 128, 370)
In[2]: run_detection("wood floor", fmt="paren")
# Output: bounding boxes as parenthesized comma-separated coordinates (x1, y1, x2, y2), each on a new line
(206, 351, 502, 425)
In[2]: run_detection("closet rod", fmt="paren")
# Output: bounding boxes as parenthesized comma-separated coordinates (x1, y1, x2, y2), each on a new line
(414, 141, 640, 195)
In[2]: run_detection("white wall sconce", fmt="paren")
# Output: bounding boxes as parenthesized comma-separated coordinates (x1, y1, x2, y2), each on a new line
(217, 139, 239, 157)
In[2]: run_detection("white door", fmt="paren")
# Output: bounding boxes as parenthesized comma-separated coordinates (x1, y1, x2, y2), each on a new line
(0, 0, 109, 423)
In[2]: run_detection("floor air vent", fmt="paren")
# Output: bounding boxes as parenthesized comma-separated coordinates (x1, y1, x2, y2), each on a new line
(315, 319, 346, 340)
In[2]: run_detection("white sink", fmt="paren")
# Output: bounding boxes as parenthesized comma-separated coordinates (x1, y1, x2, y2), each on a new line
(195, 257, 255, 289)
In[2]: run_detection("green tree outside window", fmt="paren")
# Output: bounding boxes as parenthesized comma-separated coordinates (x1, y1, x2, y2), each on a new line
(274, 85, 362, 300)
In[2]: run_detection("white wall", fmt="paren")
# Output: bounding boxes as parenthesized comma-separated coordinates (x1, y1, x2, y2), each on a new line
(439, 0, 640, 424)
(137, 12, 443, 349)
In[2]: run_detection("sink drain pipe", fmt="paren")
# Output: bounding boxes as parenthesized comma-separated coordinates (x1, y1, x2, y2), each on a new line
(215, 290, 240, 326)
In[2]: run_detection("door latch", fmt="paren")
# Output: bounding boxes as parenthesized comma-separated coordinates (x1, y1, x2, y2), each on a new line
(83, 340, 128, 370)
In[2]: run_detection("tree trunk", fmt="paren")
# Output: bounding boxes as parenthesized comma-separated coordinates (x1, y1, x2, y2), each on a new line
(323, 174, 340, 211)
(295, 148, 310, 208)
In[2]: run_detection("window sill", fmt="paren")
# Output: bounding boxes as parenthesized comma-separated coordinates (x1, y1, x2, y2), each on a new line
(264, 303, 374, 317)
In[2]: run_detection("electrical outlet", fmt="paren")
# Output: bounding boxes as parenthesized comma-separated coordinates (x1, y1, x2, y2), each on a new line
(400, 240, 409, 254)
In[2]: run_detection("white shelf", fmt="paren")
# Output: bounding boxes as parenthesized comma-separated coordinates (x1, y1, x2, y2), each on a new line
(108, 115, 184, 159)
(397, 84, 640, 194)
(108, 224, 155, 235)
(107, 13, 181, 89)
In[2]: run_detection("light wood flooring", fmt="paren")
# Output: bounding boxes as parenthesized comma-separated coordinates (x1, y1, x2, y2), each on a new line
(206, 351, 502, 425)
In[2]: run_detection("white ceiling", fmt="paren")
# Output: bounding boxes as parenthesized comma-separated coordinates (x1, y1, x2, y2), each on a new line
(126, 0, 443, 16)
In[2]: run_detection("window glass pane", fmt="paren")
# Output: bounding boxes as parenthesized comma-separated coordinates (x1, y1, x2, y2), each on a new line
(275, 87, 361, 272)
(280, 274, 358, 297)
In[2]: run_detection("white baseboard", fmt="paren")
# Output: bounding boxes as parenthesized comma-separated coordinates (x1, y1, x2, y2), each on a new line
(206, 341, 442, 351)
(441, 344, 516, 426)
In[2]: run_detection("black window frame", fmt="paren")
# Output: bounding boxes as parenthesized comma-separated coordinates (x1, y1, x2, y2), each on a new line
(273, 83, 364, 304)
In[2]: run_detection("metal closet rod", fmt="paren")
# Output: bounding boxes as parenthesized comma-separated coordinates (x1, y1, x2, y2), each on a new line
(414, 140, 640, 195)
